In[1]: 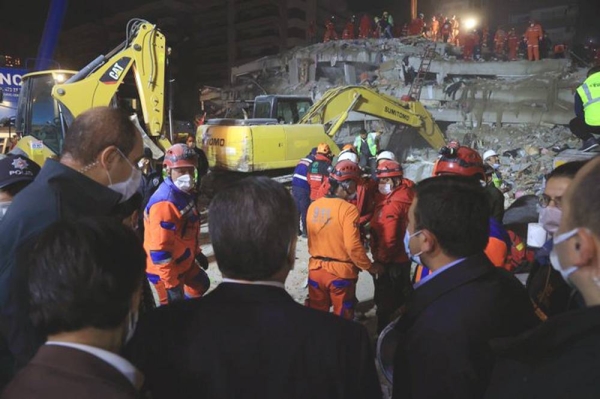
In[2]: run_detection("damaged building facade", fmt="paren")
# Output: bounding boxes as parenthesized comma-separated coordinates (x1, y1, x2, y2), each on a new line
(201, 36, 592, 198)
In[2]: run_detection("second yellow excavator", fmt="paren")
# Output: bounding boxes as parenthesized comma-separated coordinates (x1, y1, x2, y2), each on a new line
(200, 85, 446, 173)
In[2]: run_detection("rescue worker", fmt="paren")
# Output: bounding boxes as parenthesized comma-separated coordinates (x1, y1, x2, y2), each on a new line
(382, 11, 394, 38)
(484, 164, 505, 223)
(494, 27, 507, 57)
(508, 28, 519, 60)
(462, 30, 477, 60)
(323, 16, 338, 42)
(0, 155, 40, 222)
(375, 150, 396, 167)
(377, 15, 391, 39)
(353, 128, 379, 172)
(451, 15, 460, 45)
(432, 146, 511, 268)
(307, 143, 333, 201)
(372, 17, 381, 38)
(569, 66, 600, 151)
(358, 14, 371, 39)
(137, 147, 162, 236)
(291, 148, 316, 238)
(554, 43, 566, 58)
(430, 16, 439, 41)
(408, 14, 425, 36)
(525, 20, 543, 61)
(370, 160, 415, 333)
(441, 18, 452, 43)
(144, 143, 209, 305)
(483, 149, 505, 189)
(307, 160, 383, 319)
(342, 16, 355, 40)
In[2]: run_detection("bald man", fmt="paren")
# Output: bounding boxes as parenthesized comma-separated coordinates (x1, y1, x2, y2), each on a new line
(0, 107, 144, 385)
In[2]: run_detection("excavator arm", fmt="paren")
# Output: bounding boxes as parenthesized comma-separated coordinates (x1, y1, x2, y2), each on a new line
(51, 19, 167, 141)
(299, 85, 446, 150)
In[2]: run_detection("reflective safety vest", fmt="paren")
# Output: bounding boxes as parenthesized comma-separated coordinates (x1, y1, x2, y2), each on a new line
(577, 71, 600, 126)
(353, 134, 378, 157)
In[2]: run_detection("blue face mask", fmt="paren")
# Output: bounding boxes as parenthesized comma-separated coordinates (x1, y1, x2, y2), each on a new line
(403, 230, 423, 265)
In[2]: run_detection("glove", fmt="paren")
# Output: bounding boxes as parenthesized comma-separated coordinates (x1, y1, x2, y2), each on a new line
(195, 252, 209, 270)
(166, 285, 185, 303)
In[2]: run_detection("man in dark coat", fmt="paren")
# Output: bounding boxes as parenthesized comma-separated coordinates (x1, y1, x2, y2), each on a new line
(392, 175, 538, 399)
(0, 107, 144, 385)
(1, 218, 146, 399)
(126, 176, 382, 399)
(485, 156, 600, 399)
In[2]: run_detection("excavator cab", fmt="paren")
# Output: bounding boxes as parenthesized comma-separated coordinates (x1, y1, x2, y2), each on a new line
(15, 70, 75, 163)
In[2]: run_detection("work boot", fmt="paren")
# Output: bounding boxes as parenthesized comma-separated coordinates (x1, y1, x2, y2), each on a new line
(579, 138, 599, 152)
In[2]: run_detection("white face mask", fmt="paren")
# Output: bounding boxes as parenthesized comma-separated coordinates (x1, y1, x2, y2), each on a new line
(403, 230, 423, 265)
(539, 206, 562, 234)
(550, 228, 579, 287)
(378, 183, 392, 195)
(106, 149, 142, 203)
(174, 174, 194, 192)
(0, 201, 12, 222)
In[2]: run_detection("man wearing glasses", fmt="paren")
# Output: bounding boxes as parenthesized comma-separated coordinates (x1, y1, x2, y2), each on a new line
(526, 160, 589, 319)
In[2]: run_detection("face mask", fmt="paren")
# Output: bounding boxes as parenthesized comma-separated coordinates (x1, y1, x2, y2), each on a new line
(174, 174, 194, 192)
(0, 201, 12, 222)
(492, 163, 500, 170)
(539, 206, 562, 234)
(550, 228, 579, 287)
(106, 149, 142, 202)
(137, 159, 146, 169)
(379, 183, 392, 195)
(403, 230, 423, 265)
(123, 309, 139, 345)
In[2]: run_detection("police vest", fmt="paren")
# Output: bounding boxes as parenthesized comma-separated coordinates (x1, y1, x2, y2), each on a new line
(577, 72, 600, 126)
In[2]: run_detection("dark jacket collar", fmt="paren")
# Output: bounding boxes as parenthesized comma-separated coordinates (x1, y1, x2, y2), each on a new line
(39, 159, 122, 214)
(210, 282, 296, 304)
(32, 345, 137, 394)
(492, 305, 600, 358)
(400, 253, 494, 325)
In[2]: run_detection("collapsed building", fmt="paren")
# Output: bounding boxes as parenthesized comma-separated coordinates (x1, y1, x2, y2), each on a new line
(200, 37, 592, 198)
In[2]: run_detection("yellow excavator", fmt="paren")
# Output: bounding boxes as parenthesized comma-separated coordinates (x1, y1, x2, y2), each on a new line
(14, 19, 173, 166)
(201, 85, 446, 173)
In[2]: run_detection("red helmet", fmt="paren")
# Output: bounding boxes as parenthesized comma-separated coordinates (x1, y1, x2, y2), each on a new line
(329, 160, 361, 182)
(376, 160, 403, 178)
(163, 143, 198, 170)
(432, 146, 485, 180)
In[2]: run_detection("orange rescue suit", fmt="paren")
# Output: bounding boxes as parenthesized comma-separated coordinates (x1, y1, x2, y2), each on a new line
(307, 197, 372, 280)
(370, 180, 415, 264)
(525, 24, 543, 61)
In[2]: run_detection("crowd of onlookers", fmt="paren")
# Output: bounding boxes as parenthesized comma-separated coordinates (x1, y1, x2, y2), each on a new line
(0, 106, 598, 398)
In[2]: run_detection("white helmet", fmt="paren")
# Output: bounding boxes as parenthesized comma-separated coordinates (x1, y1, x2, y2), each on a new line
(337, 151, 359, 164)
(482, 150, 498, 161)
(376, 150, 396, 162)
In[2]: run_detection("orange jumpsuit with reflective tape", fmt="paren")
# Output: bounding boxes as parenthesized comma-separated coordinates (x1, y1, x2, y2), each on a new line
(144, 178, 208, 305)
(307, 196, 373, 319)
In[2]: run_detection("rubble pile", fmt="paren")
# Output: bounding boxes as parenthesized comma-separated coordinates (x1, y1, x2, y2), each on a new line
(403, 123, 580, 202)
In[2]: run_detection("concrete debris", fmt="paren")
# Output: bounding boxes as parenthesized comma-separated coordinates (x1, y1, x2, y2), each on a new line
(214, 37, 585, 127)
(402, 123, 582, 207)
